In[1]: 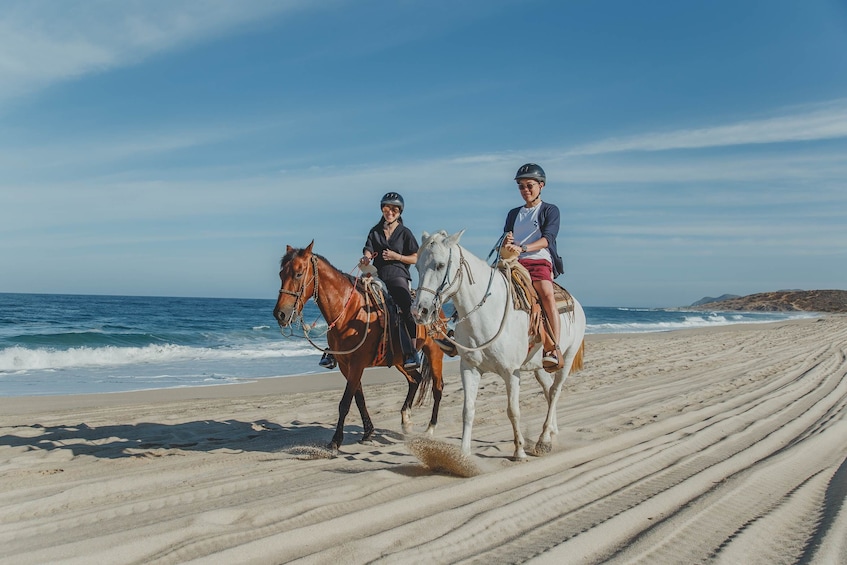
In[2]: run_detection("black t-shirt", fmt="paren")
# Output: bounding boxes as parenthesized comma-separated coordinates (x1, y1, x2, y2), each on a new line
(363, 218, 419, 282)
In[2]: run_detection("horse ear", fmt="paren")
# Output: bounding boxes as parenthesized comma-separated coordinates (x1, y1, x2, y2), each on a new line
(305, 240, 314, 254)
(445, 229, 465, 247)
(421, 231, 431, 244)
(286, 245, 295, 254)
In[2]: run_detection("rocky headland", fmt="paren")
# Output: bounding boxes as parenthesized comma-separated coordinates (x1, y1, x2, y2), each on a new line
(689, 289, 847, 313)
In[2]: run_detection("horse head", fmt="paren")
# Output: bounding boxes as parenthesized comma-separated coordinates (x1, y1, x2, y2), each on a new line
(412, 229, 465, 325)
(273, 240, 317, 327)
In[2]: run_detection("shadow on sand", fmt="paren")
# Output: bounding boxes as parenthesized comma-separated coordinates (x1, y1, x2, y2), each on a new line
(0, 418, 381, 459)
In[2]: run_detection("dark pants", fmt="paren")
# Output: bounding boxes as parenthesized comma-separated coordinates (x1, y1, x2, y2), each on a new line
(384, 278, 416, 355)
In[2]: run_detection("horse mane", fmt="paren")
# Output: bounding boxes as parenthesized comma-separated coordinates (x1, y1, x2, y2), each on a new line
(279, 248, 356, 286)
(426, 230, 449, 243)
(279, 249, 296, 270)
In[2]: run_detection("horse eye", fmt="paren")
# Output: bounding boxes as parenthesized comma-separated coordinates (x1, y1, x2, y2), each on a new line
(436, 263, 445, 270)
(295, 272, 303, 279)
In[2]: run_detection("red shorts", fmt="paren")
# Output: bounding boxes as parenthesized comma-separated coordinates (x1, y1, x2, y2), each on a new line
(518, 259, 553, 282)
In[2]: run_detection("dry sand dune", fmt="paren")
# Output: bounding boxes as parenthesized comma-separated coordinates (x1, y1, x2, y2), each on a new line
(1, 316, 846, 564)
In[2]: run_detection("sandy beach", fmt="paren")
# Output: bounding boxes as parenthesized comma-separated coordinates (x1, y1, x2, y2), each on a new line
(1, 316, 846, 564)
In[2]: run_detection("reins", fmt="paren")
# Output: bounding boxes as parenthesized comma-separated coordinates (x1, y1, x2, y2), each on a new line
(278, 255, 374, 356)
(418, 245, 512, 353)
(324, 269, 360, 332)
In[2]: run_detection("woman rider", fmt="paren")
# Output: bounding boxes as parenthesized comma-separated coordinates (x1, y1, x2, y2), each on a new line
(319, 192, 421, 370)
(502, 163, 566, 370)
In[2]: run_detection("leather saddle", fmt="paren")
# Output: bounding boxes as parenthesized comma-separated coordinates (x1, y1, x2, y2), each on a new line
(497, 250, 575, 364)
(359, 273, 424, 367)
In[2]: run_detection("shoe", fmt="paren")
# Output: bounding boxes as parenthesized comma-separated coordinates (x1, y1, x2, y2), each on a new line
(403, 351, 421, 370)
(542, 350, 559, 369)
(434, 329, 458, 357)
(434, 337, 458, 357)
(319, 352, 337, 369)
(434, 338, 457, 357)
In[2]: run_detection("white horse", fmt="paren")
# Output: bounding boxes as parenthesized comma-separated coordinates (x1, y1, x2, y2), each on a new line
(411, 230, 586, 460)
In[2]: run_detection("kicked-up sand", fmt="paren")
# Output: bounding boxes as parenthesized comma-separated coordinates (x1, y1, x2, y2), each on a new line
(1, 316, 846, 564)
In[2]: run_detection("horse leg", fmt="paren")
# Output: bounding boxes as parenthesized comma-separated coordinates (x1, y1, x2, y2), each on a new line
(330, 381, 356, 451)
(424, 339, 444, 436)
(426, 381, 442, 436)
(534, 369, 557, 455)
(460, 363, 482, 456)
(354, 386, 375, 443)
(534, 368, 554, 403)
(504, 370, 528, 461)
(400, 371, 419, 435)
(536, 355, 574, 454)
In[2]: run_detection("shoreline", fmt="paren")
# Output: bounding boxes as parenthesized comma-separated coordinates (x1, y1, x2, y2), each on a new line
(0, 304, 819, 401)
(0, 315, 826, 416)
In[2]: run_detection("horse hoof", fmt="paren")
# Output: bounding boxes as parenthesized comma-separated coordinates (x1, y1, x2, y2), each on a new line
(402, 422, 414, 435)
(534, 441, 552, 455)
(359, 438, 376, 446)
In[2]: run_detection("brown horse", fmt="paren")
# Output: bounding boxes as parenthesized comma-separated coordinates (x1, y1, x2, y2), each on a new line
(272, 241, 446, 451)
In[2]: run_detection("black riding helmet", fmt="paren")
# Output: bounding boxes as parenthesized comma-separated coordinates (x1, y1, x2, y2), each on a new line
(380, 192, 404, 213)
(514, 163, 546, 183)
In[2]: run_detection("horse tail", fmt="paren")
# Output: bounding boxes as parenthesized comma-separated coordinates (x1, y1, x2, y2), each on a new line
(569, 339, 585, 375)
(414, 352, 433, 407)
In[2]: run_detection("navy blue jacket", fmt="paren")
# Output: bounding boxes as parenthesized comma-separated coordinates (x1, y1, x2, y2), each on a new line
(504, 201, 565, 278)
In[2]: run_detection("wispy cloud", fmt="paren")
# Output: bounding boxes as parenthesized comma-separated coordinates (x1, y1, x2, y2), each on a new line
(557, 150, 847, 186)
(566, 99, 847, 155)
(0, 118, 293, 173)
(0, 0, 306, 107)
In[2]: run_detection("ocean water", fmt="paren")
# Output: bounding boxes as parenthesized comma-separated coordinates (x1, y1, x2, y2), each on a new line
(0, 293, 818, 397)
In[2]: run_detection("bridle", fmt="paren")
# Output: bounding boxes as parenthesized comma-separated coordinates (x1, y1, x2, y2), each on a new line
(277, 254, 373, 355)
(417, 243, 512, 353)
(415, 246, 466, 317)
(277, 255, 319, 327)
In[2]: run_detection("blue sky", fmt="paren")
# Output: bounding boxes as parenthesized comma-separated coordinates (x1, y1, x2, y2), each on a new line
(1, 0, 846, 307)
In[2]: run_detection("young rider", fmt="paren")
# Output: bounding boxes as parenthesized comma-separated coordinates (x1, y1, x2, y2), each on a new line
(502, 163, 565, 369)
(319, 192, 421, 370)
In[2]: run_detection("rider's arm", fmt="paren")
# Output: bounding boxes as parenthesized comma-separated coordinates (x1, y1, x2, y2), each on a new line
(538, 203, 560, 247)
(362, 228, 379, 263)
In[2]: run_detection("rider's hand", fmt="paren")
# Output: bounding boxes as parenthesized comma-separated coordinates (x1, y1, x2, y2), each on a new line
(504, 232, 514, 246)
(360, 255, 371, 266)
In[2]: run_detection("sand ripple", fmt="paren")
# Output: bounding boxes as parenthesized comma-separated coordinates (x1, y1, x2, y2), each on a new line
(1, 317, 845, 563)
